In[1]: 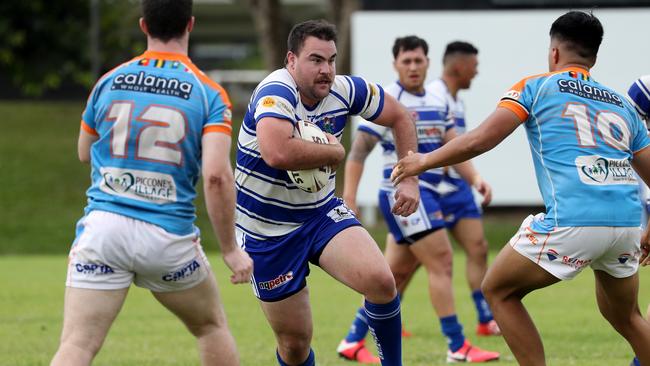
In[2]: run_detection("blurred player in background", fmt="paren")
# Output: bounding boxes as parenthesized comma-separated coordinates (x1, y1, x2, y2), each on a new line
(392, 11, 650, 366)
(234, 20, 419, 366)
(627, 74, 650, 366)
(337, 35, 499, 364)
(428, 41, 499, 337)
(50, 1, 253, 365)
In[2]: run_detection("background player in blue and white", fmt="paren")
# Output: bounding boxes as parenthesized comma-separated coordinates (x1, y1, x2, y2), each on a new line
(392, 11, 650, 366)
(628, 74, 650, 366)
(337, 36, 499, 364)
(50, 1, 253, 365)
(427, 42, 499, 337)
(235, 20, 419, 366)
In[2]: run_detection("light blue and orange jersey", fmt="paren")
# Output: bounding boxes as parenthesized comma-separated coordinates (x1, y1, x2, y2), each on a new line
(498, 66, 650, 229)
(235, 69, 384, 239)
(358, 82, 454, 190)
(81, 50, 232, 235)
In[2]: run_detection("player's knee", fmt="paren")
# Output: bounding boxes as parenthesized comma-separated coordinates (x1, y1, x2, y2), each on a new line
(277, 333, 311, 359)
(60, 334, 104, 358)
(365, 269, 397, 301)
(468, 238, 489, 259)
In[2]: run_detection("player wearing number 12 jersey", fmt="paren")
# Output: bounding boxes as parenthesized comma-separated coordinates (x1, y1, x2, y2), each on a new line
(51, 1, 252, 365)
(391, 11, 650, 365)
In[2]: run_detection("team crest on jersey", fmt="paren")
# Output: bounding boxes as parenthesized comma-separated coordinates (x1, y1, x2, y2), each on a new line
(320, 115, 336, 133)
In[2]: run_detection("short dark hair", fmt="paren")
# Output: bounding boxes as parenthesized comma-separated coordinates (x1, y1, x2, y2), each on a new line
(549, 11, 603, 60)
(392, 36, 429, 59)
(141, 0, 193, 42)
(287, 19, 337, 56)
(443, 41, 478, 64)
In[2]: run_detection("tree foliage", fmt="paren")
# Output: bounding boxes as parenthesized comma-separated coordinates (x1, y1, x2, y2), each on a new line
(0, 0, 140, 97)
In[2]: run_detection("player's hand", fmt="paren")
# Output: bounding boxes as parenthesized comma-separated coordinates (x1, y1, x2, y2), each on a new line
(472, 176, 492, 207)
(392, 176, 419, 217)
(640, 226, 650, 267)
(222, 247, 253, 284)
(391, 151, 426, 186)
(325, 133, 345, 171)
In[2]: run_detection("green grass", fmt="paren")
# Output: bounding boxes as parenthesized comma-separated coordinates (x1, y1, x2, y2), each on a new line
(3, 101, 649, 365)
(2, 253, 648, 365)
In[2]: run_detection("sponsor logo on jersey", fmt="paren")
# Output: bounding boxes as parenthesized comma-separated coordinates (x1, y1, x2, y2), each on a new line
(502, 90, 521, 100)
(258, 271, 293, 291)
(112, 71, 193, 99)
(547, 248, 559, 261)
(74, 262, 114, 274)
(575, 156, 636, 185)
(557, 79, 623, 107)
(223, 108, 232, 122)
(100, 167, 178, 203)
(262, 96, 276, 108)
(163, 259, 201, 282)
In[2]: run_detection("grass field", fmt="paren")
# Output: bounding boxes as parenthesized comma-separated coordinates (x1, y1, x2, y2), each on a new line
(2, 253, 649, 365)
(2, 101, 650, 365)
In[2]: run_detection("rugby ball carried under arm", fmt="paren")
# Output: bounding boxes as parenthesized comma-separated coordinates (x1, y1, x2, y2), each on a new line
(287, 120, 332, 193)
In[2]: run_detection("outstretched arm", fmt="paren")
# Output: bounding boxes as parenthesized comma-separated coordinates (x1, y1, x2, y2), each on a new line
(372, 93, 420, 217)
(391, 107, 521, 184)
(202, 133, 253, 284)
(443, 128, 492, 206)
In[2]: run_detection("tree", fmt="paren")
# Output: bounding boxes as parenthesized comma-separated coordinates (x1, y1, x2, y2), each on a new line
(0, 0, 138, 97)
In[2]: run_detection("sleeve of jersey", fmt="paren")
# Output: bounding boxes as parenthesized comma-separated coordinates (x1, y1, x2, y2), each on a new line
(357, 119, 386, 139)
(497, 78, 532, 122)
(80, 83, 100, 136)
(252, 83, 297, 125)
(346, 76, 385, 121)
(631, 113, 650, 154)
(203, 89, 233, 136)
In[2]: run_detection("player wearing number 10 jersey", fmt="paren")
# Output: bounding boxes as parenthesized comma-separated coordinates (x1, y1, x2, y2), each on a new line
(51, 1, 252, 365)
(391, 11, 650, 365)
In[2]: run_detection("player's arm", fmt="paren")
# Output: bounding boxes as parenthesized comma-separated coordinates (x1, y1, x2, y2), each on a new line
(257, 117, 345, 170)
(632, 147, 650, 266)
(344, 130, 380, 215)
(392, 107, 521, 185)
(78, 127, 98, 163)
(442, 128, 492, 206)
(371, 93, 419, 216)
(202, 133, 253, 284)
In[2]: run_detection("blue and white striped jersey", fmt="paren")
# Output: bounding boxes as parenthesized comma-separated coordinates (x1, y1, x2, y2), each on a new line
(235, 68, 385, 239)
(357, 82, 454, 190)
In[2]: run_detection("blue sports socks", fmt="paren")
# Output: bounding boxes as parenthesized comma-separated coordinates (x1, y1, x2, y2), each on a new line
(276, 348, 315, 366)
(471, 289, 494, 324)
(345, 307, 370, 343)
(364, 295, 402, 365)
(440, 314, 465, 352)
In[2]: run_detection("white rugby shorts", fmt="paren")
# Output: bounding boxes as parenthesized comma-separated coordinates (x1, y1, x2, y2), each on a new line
(66, 210, 210, 292)
(508, 213, 641, 280)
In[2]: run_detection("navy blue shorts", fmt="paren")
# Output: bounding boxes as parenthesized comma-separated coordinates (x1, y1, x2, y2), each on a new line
(239, 198, 361, 302)
(378, 186, 446, 244)
(439, 178, 481, 228)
